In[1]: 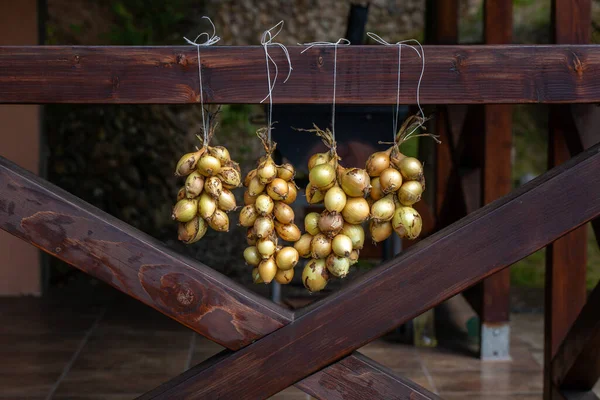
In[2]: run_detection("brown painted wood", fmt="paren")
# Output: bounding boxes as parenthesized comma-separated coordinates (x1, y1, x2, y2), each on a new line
(552, 282, 600, 390)
(480, 0, 513, 327)
(546, 1, 591, 398)
(0, 156, 292, 350)
(1, 45, 600, 104)
(140, 144, 600, 399)
(296, 352, 440, 400)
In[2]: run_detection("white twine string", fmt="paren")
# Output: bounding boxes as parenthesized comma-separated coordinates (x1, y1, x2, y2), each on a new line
(260, 21, 293, 144)
(300, 38, 351, 141)
(366, 32, 425, 141)
(184, 16, 221, 145)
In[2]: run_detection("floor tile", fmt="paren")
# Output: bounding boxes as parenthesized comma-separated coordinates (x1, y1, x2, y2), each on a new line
(431, 369, 543, 393)
(269, 386, 313, 399)
(442, 394, 542, 400)
(358, 341, 422, 371)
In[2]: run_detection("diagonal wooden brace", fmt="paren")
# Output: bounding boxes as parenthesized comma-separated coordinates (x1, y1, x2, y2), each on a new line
(138, 143, 600, 398)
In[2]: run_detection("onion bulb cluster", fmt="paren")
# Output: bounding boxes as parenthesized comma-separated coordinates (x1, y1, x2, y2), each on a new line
(366, 116, 429, 243)
(241, 131, 301, 285)
(298, 125, 369, 293)
(173, 113, 241, 244)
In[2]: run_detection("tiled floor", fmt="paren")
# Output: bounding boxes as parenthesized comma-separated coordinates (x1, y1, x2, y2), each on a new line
(0, 284, 553, 399)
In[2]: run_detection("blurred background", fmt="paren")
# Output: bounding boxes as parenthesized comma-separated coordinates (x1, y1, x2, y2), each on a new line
(0, 0, 599, 399)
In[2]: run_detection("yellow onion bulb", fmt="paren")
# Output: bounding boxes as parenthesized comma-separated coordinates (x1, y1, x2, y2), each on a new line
(311, 233, 332, 259)
(177, 217, 207, 244)
(341, 223, 365, 250)
(318, 210, 344, 238)
(204, 176, 223, 198)
(302, 259, 330, 293)
(257, 238, 277, 259)
(248, 176, 266, 196)
(349, 249, 360, 265)
(275, 246, 299, 270)
(244, 190, 258, 206)
(340, 168, 371, 197)
(255, 194, 274, 216)
(172, 198, 198, 222)
(274, 268, 294, 285)
(392, 206, 422, 240)
(283, 183, 298, 204)
(175, 149, 203, 176)
(266, 178, 289, 201)
(185, 171, 204, 198)
(305, 183, 325, 204)
(197, 154, 221, 177)
(341, 197, 370, 225)
(208, 209, 229, 232)
(370, 220, 393, 243)
(243, 246, 261, 266)
(324, 186, 347, 213)
(379, 167, 403, 194)
(252, 267, 263, 284)
(370, 177, 383, 201)
(304, 212, 321, 236)
(308, 152, 331, 170)
(246, 227, 258, 245)
(258, 257, 277, 283)
(244, 169, 257, 187)
(273, 202, 295, 224)
(294, 233, 313, 258)
(257, 157, 278, 184)
(217, 189, 236, 212)
(397, 157, 424, 181)
(332, 234, 353, 257)
(254, 216, 275, 239)
(366, 149, 391, 177)
(177, 187, 186, 201)
(239, 204, 259, 227)
(309, 163, 336, 190)
(275, 221, 301, 242)
(208, 146, 230, 163)
(370, 194, 396, 222)
(326, 254, 351, 278)
(398, 180, 423, 206)
(218, 165, 241, 189)
(277, 163, 295, 181)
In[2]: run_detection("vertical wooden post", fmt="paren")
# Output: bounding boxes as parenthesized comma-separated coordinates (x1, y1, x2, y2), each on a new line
(0, 0, 42, 296)
(545, 0, 591, 398)
(480, 0, 513, 361)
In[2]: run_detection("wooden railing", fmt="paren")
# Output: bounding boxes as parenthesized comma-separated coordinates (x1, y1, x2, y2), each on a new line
(1, 42, 600, 399)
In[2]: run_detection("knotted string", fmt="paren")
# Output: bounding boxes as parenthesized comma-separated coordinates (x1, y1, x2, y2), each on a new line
(260, 21, 293, 144)
(184, 16, 221, 146)
(300, 38, 351, 141)
(366, 32, 425, 142)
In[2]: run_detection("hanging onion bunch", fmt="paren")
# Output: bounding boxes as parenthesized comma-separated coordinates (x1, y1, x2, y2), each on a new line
(172, 107, 242, 244)
(295, 124, 370, 293)
(240, 127, 301, 285)
(366, 114, 437, 243)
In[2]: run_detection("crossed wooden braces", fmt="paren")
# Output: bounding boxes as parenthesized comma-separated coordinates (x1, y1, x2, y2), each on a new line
(1, 45, 600, 399)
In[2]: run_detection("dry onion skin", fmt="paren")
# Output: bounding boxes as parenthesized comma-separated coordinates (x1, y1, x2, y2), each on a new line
(242, 128, 302, 285)
(365, 114, 436, 243)
(296, 124, 373, 292)
(173, 107, 241, 244)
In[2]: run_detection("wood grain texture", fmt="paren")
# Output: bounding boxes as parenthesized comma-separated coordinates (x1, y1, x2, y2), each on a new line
(0, 156, 292, 350)
(1, 45, 600, 104)
(546, 2, 591, 398)
(296, 352, 439, 400)
(140, 143, 600, 399)
(552, 282, 600, 390)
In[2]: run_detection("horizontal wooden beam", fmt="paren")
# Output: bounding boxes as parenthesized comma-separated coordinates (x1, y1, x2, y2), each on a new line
(552, 282, 600, 390)
(139, 143, 600, 399)
(0, 45, 599, 104)
(296, 352, 439, 400)
(0, 156, 293, 350)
